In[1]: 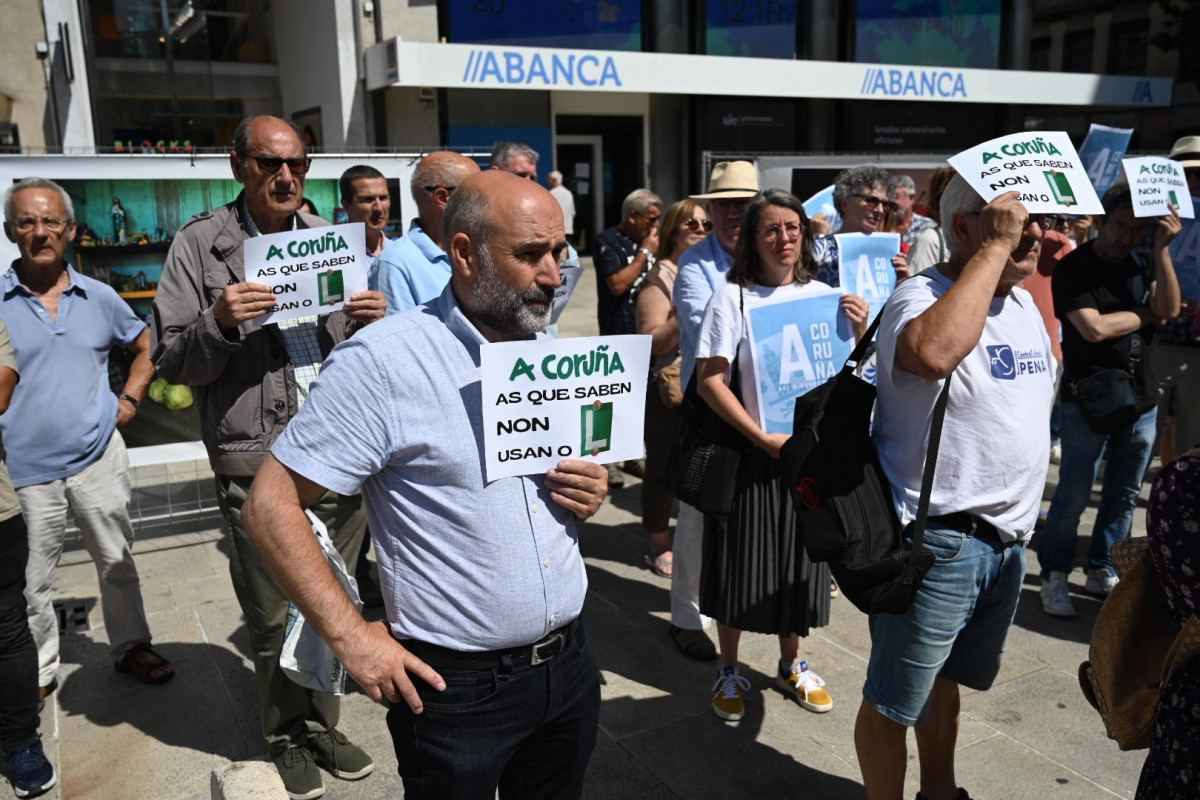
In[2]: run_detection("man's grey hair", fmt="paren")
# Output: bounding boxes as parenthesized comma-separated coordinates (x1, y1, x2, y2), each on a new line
(832, 165, 891, 213)
(489, 140, 538, 169)
(939, 174, 984, 259)
(889, 173, 917, 199)
(548, 170, 563, 183)
(232, 115, 305, 157)
(621, 189, 662, 219)
(442, 180, 493, 252)
(411, 155, 476, 203)
(3, 177, 75, 224)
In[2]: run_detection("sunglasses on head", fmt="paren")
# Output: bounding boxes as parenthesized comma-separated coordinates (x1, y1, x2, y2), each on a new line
(243, 154, 312, 175)
(683, 218, 713, 232)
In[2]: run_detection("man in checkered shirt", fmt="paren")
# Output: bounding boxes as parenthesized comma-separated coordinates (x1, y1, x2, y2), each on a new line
(151, 115, 387, 800)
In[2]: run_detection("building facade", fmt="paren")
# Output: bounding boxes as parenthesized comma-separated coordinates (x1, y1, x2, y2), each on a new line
(0, 1, 1191, 239)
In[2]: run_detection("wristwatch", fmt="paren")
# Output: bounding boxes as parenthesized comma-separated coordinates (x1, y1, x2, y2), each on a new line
(119, 394, 140, 408)
(639, 247, 654, 260)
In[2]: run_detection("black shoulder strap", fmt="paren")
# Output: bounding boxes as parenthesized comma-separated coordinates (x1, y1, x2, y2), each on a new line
(911, 374, 953, 550)
(845, 274, 953, 550)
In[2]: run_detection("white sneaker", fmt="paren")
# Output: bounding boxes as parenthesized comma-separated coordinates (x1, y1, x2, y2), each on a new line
(1040, 571, 1076, 618)
(1085, 566, 1119, 597)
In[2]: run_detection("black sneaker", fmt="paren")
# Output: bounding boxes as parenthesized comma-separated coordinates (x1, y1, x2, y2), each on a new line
(4, 737, 57, 798)
(915, 789, 972, 800)
(273, 744, 324, 800)
(308, 729, 374, 781)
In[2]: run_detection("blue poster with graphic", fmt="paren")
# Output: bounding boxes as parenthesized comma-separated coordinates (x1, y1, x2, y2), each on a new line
(1169, 206, 1200, 301)
(835, 232, 900, 321)
(802, 185, 842, 234)
(746, 291, 854, 435)
(1078, 124, 1134, 196)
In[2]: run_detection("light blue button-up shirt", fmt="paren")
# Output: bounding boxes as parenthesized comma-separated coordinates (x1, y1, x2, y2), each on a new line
(673, 234, 734, 386)
(369, 219, 451, 316)
(0, 264, 145, 487)
(272, 283, 587, 651)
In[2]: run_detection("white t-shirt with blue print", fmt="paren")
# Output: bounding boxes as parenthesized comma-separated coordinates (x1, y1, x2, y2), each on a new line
(873, 268, 1057, 543)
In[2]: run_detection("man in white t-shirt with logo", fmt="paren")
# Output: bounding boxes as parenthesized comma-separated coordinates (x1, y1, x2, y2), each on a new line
(855, 178, 1057, 800)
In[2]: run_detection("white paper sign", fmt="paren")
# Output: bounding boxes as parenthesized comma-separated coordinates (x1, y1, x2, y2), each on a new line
(550, 266, 584, 324)
(481, 334, 651, 481)
(1121, 157, 1196, 219)
(244, 223, 370, 326)
(947, 131, 1104, 214)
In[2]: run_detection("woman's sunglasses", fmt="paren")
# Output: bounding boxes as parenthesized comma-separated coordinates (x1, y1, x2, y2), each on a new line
(683, 218, 713, 232)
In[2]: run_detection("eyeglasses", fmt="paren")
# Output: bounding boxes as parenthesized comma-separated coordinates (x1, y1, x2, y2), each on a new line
(635, 211, 661, 224)
(854, 193, 899, 213)
(11, 217, 69, 233)
(243, 154, 312, 175)
(683, 218, 713, 233)
(760, 223, 803, 241)
(967, 211, 1060, 230)
(423, 185, 457, 195)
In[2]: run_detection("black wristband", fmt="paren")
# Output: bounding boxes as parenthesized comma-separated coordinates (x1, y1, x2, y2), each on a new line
(119, 394, 140, 408)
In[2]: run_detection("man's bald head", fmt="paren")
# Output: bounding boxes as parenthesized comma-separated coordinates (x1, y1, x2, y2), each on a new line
(444, 170, 567, 340)
(443, 170, 559, 251)
(411, 152, 479, 210)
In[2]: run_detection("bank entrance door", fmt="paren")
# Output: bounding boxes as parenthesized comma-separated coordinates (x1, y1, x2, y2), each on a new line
(555, 114, 645, 254)
(556, 135, 602, 252)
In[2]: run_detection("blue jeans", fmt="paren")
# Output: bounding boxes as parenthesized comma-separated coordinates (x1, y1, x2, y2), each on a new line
(1037, 402, 1156, 577)
(863, 519, 1027, 726)
(387, 623, 601, 800)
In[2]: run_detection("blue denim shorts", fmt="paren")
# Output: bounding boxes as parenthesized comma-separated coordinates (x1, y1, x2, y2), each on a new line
(862, 519, 1027, 727)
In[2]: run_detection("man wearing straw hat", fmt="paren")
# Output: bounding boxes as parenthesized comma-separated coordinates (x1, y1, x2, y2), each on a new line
(669, 160, 760, 661)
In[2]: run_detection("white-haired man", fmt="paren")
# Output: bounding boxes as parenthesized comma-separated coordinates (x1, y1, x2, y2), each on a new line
(2, 177, 169, 708)
(855, 178, 1057, 800)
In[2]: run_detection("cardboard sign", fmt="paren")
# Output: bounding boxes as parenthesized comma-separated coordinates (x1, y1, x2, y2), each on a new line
(1078, 124, 1134, 195)
(947, 131, 1104, 214)
(1169, 208, 1200, 301)
(480, 334, 651, 481)
(550, 265, 584, 324)
(835, 232, 900, 322)
(1122, 157, 1196, 219)
(802, 185, 842, 234)
(746, 291, 854, 435)
(244, 223, 370, 326)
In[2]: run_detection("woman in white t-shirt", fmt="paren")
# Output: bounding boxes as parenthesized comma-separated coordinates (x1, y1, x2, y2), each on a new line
(695, 189, 869, 722)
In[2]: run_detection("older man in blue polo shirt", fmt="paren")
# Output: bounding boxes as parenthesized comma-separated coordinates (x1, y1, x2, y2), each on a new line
(370, 151, 480, 314)
(1, 177, 171, 702)
(669, 160, 759, 662)
(242, 170, 609, 800)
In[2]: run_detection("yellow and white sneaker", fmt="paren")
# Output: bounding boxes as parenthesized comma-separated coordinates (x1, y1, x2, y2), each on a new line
(776, 660, 833, 713)
(711, 667, 751, 722)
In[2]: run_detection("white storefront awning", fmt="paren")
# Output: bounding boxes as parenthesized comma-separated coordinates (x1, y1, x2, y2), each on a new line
(364, 39, 1171, 108)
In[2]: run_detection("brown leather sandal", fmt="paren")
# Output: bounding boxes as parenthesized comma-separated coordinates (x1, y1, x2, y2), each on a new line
(115, 643, 175, 685)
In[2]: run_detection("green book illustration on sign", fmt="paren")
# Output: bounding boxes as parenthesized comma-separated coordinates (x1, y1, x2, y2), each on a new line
(1170, 190, 1179, 208)
(580, 400, 613, 457)
(1043, 170, 1077, 206)
(317, 269, 344, 305)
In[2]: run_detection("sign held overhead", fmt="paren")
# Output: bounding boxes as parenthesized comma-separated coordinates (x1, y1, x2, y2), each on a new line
(947, 131, 1104, 214)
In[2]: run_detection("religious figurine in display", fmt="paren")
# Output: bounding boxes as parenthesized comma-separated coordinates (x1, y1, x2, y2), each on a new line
(112, 197, 127, 244)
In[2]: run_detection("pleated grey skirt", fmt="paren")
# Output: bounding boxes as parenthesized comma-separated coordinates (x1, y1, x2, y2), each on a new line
(699, 445, 831, 637)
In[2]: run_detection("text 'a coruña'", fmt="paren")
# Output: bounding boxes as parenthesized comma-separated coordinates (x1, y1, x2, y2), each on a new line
(508, 344, 627, 382)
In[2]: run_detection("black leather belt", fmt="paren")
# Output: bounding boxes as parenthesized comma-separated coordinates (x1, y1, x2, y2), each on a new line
(929, 512, 1002, 542)
(400, 618, 580, 671)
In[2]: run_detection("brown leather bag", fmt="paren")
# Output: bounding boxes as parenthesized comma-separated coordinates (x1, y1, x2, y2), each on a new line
(654, 361, 683, 409)
(1078, 537, 1200, 750)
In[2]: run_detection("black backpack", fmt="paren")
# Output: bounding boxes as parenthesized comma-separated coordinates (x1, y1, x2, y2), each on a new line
(779, 305, 951, 616)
